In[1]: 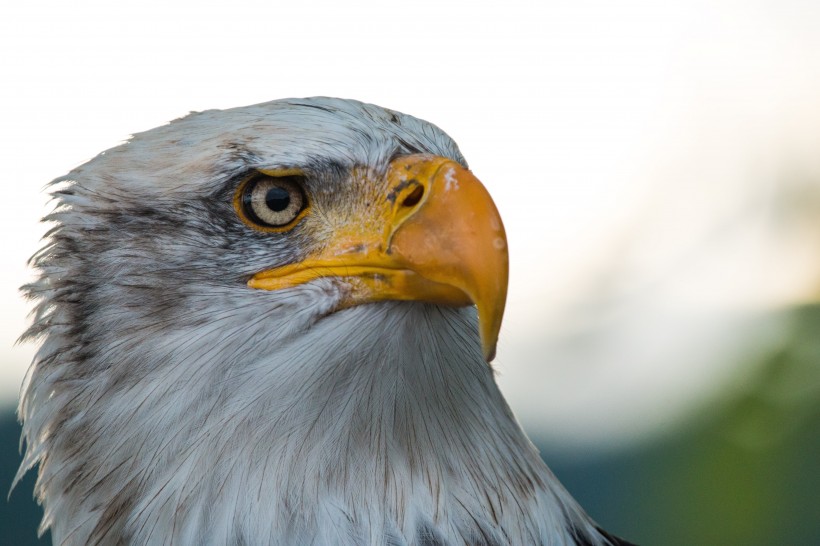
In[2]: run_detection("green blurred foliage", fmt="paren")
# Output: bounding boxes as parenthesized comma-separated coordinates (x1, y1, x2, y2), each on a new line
(549, 305, 820, 545)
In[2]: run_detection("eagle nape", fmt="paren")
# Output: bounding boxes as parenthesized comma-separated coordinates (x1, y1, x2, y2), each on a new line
(17, 97, 635, 545)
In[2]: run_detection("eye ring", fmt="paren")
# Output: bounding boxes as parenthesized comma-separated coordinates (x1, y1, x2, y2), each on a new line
(234, 171, 309, 232)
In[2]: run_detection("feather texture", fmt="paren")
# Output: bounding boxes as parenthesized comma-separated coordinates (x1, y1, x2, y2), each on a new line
(18, 98, 627, 545)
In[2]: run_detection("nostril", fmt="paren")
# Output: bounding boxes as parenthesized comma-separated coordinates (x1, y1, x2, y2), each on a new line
(402, 185, 424, 208)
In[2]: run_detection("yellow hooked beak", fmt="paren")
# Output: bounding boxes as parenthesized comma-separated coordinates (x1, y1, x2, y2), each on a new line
(248, 154, 509, 361)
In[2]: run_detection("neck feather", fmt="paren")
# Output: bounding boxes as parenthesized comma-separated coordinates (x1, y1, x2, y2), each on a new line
(21, 294, 605, 545)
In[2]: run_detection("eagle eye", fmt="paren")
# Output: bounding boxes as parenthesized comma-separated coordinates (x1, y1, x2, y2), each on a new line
(235, 172, 308, 231)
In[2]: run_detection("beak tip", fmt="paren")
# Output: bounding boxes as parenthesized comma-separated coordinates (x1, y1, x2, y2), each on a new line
(482, 342, 497, 363)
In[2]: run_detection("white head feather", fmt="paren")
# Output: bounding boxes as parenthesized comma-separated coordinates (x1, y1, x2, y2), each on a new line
(18, 98, 619, 545)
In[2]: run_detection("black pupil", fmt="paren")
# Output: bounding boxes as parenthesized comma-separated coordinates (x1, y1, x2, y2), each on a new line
(265, 186, 291, 212)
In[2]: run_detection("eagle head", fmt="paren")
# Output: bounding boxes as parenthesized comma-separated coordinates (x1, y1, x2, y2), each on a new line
(18, 98, 625, 545)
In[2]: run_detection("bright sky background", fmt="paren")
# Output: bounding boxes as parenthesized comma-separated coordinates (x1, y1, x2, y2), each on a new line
(3, 0, 820, 451)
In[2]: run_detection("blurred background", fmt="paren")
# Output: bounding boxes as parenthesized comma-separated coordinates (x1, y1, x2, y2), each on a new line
(2, 1, 819, 543)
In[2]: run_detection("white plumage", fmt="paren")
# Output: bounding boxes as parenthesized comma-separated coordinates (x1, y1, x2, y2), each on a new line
(17, 98, 629, 545)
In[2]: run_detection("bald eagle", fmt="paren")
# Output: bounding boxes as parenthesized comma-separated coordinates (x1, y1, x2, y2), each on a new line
(17, 98, 633, 545)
